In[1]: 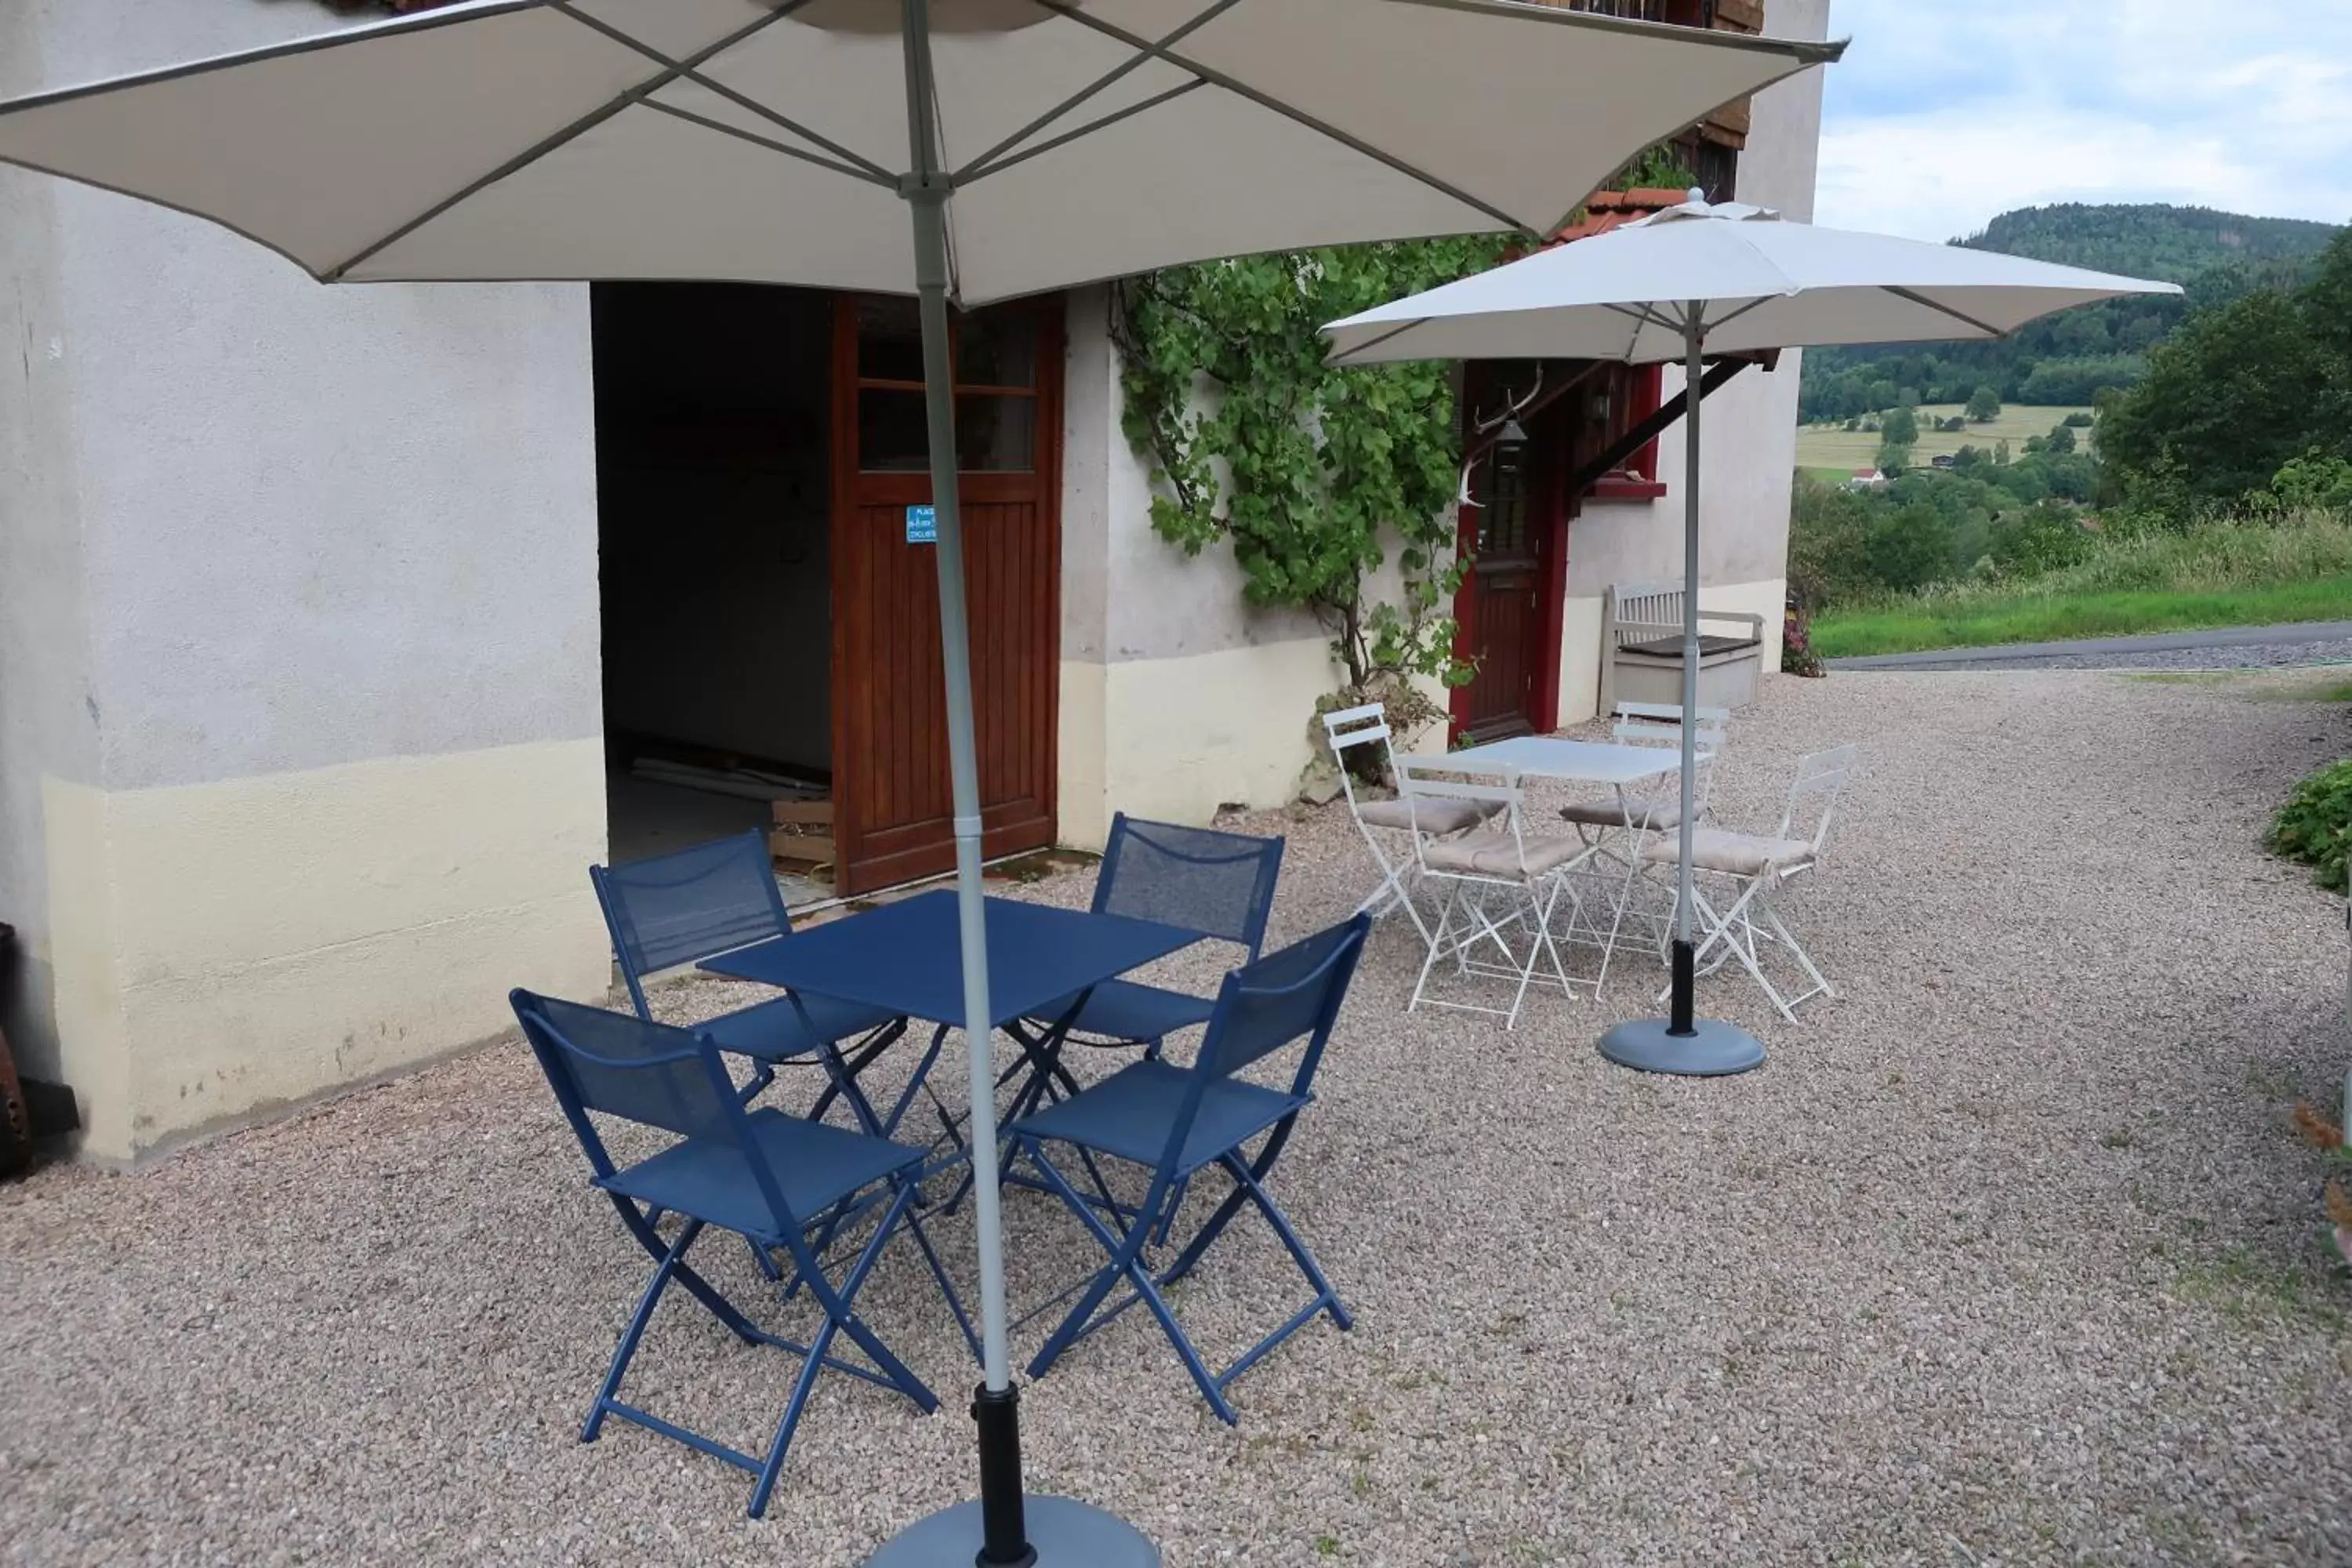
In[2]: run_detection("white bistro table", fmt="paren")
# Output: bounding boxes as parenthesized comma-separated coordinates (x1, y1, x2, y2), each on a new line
(1443, 735, 1683, 988)
(1446, 735, 1679, 786)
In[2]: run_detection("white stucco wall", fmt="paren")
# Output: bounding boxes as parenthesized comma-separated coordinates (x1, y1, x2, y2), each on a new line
(1552, 0, 1829, 724)
(0, 2, 611, 1163)
(1058, 288, 1350, 848)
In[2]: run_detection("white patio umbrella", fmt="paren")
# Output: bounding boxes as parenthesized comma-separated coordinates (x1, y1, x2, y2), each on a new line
(1325, 192, 2178, 1077)
(0, 7, 1841, 1560)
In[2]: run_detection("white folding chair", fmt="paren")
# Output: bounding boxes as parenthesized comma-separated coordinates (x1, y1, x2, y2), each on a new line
(1644, 742, 1857, 1022)
(1322, 702, 1496, 946)
(1399, 757, 1586, 1029)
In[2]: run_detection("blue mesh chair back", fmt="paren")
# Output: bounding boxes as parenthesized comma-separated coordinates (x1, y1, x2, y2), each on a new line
(1196, 913, 1368, 1087)
(591, 830, 791, 1017)
(515, 991, 767, 1194)
(1092, 813, 1284, 957)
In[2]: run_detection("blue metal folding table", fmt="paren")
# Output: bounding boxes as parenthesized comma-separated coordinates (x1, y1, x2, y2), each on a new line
(699, 890, 1203, 1169)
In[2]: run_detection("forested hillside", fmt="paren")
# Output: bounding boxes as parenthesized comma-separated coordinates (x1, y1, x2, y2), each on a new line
(1799, 203, 2341, 419)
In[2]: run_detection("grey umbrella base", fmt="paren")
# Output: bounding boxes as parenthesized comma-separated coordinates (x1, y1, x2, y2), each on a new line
(867, 1495, 1163, 1567)
(1597, 1017, 1766, 1077)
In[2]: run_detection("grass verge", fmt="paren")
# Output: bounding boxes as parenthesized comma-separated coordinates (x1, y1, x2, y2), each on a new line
(1812, 512, 2352, 658)
(1813, 576, 2352, 658)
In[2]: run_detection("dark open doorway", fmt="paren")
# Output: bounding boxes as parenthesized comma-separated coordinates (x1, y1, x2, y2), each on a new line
(592, 281, 834, 891)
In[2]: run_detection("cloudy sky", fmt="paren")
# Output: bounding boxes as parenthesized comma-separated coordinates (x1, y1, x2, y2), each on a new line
(1813, 1, 2352, 241)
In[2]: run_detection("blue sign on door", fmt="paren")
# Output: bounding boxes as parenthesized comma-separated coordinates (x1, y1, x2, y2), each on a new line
(906, 504, 937, 544)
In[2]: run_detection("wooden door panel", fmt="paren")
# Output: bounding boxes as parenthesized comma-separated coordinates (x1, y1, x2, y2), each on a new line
(1465, 568, 1536, 732)
(831, 297, 1061, 894)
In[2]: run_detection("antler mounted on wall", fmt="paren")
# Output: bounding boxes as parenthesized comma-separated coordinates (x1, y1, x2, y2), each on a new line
(1457, 366, 1544, 510)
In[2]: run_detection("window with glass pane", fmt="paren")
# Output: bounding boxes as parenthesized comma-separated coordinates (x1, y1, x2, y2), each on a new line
(955, 312, 1036, 389)
(858, 388, 931, 471)
(858, 296, 926, 383)
(956, 395, 1034, 472)
(1476, 445, 1531, 558)
(855, 297, 1041, 473)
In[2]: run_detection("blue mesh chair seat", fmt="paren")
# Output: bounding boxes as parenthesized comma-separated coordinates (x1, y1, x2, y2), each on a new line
(1010, 1059, 1303, 1175)
(512, 990, 975, 1520)
(1007, 914, 1369, 1424)
(602, 1108, 933, 1241)
(1028, 978, 1214, 1048)
(694, 991, 906, 1065)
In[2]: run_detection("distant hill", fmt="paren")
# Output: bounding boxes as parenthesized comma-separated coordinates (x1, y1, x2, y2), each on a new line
(1799, 202, 2343, 422)
(1957, 203, 2341, 284)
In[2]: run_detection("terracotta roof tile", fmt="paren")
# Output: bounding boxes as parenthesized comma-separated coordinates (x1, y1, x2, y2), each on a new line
(1546, 187, 1684, 246)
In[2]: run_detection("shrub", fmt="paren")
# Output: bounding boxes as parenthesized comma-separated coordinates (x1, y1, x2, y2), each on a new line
(2267, 757, 2352, 893)
(1780, 597, 1825, 677)
(2272, 452, 2352, 514)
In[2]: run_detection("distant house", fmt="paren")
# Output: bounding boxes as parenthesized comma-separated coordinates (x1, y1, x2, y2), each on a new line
(1849, 467, 1890, 489)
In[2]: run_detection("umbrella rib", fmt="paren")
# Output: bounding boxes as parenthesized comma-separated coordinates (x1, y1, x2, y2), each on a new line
(322, 0, 813, 281)
(959, 81, 1207, 186)
(640, 99, 895, 186)
(1034, 0, 1535, 238)
(953, 0, 1242, 183)
(1696, 293, 1776, 336)
(550, 1, 897, 184)
(1879, 285, 2007, 339)
(1327, 318, 1432, 365)
(0, 0, 546, 120)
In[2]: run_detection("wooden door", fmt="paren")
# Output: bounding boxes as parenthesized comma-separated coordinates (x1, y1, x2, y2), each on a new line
(1453, 365, 1552, 742)
(829, 294, 1062, 894)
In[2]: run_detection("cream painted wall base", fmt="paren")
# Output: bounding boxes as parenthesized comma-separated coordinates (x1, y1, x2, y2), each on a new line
(41, 737, 610, 1163)
(1058, 637, 1342, 849)
(1557, 575, 1786, 726)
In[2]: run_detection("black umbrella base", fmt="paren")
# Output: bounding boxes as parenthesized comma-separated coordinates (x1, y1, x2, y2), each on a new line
(1598, 1017, 1766, 1077)
(866, 1497, 1160, 1567)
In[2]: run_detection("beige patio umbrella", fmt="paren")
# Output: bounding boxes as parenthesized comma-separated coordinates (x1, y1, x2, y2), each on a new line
(0, 5, 1842, 1560)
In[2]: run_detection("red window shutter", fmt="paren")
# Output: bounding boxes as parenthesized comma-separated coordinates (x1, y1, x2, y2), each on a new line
(1627, 363, 1664, 481)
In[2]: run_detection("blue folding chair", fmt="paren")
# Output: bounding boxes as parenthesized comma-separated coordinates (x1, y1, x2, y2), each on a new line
(592, 830, 939, 1140)
(953, 815, 1283, 1232)
(512, 989, 975, 1519)
(1007, 913, 1370, 1423)
(1030, 812, 1285, 1062)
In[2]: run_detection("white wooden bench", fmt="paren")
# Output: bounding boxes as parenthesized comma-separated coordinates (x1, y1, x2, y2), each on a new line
(1599, 579, 1766, 715)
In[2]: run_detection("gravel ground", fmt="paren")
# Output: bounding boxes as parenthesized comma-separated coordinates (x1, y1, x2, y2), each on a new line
(1897, 639, 2352, 673)
(5, 670, 2350, 1566)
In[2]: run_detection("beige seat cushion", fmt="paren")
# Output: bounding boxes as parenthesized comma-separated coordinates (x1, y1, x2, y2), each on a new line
(1355, 796, 1500, 835)
(1421, 829, 1589, 878)
(1558, 797, 1684, 830)
(1639, 828, 1814, 877)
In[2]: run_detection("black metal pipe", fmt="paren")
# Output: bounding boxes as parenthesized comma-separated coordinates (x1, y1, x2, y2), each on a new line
(1668, 941, 1696, 1036)
(972, 1383, 1036, 1567)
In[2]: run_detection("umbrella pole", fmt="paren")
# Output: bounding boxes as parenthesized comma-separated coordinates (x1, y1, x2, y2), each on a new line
(901, 0, 1028, 1557)
(1670, 308, 1702, 1035)
(870, 4, 1156, 1564)
(1595, 303, 1765, 1079)
(909, 188, 1032, 1562)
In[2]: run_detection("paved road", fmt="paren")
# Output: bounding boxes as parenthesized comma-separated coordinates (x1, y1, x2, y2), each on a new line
(1828, 618, 2352, 672)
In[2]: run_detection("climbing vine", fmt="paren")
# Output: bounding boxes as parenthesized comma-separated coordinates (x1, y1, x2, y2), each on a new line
(1112, 239, 1506, 736)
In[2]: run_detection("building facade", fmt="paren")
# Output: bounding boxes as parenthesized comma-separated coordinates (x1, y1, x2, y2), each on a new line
(0, 0, 1828, 1163)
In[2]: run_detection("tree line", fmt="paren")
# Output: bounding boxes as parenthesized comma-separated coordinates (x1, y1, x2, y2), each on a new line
(1799, 203, 2339, 422)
